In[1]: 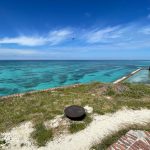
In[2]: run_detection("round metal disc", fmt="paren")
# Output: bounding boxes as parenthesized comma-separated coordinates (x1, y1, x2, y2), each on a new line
(64, 105, 86, 120)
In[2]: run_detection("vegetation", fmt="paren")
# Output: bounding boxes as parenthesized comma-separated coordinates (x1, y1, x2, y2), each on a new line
(32, 123, 53, 147)
(0, 82, 150, 147)
(0, 139, 6, 145)
(69, 115, 92, 133)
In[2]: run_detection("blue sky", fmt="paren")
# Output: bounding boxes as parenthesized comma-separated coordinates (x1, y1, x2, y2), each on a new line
(0, 0, 150, 60)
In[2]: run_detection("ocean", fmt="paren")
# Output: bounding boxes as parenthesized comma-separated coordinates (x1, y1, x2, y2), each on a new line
(0, 60, 150, 96)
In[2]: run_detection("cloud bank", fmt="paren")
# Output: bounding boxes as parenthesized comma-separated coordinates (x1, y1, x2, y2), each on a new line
(0, 29, 72, 46)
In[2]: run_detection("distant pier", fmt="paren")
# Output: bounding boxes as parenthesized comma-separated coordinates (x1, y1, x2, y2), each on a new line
(113, 68, 142, 84)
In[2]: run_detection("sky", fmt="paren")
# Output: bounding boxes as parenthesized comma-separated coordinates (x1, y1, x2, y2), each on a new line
(0, 0, 150, 60)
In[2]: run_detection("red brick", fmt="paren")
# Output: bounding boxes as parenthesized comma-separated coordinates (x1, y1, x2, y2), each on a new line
(131, 142, 141, 149)
(113, 143, 127, 150)
(128, 146, 137, 150)
(122, 136, 132, 145)
(145, 131, 150, 138)
(129, 144, 140, 150)
(134, 140, 150, 150)
(117, 141, 127, 149)
(125, 134, 136, 143)
(117, 139, 126, 147)
(112, 144, 120, 150)
(115, 143, 126, 150)
(119, 138, 131, 147)
(145, 138, 150, 145)
(126, 133, 137, 140)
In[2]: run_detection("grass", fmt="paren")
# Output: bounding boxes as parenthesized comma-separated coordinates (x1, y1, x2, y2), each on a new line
(0, 82, 150, 147)
(0, 139, 6, 145)
(0, 139, 6, 149)
(32, 123, 53, 147)
(69, 123, 86, 133)
(69, 115, 92, 133)
(91, 123, 150, 150)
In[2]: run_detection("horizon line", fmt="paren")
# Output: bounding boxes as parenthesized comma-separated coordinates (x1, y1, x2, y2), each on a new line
(0, 59, 150, 61)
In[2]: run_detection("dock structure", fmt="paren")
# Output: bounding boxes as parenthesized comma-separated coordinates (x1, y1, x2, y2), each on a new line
(113, 68, 142, 84)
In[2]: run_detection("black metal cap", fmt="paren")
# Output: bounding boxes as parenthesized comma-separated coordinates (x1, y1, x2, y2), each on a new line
(64, 105, 86, 121)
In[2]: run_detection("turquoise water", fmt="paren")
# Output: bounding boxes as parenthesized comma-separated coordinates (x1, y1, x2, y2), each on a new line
(126, 70, 150, 84)
(0, 60, 150, 96)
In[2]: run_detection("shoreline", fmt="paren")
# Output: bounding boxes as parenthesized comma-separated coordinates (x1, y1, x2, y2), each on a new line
(0, 83, 83, 99)
(0, 68, 143, 99)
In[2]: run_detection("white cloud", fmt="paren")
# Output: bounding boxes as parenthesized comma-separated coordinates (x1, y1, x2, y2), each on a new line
(81, 24, 150, 50)
(0, 29, 72, 46)
(83, 26, 123, 43)
(0, 36, 46, 46)
(48, 29, 72, 45)
(1, 23, 150, 52)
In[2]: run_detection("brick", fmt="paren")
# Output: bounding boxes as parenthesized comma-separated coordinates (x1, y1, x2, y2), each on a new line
(117, 140, 126, 146)
(145, 131, 150, 138)
(114, 143, 122, 150)
(128, 146, 137, 150)
(112, 144, 120, 150)
(126, 133, 137, 140)
(122, 136, 132, 145)
(135, 140, 150, 150)
(119, 138, 130, 147)
(117, 141, 127, 149)
(125, 134, 136, 142)
(115, 143, 126, 150)
(131, 142, 141, 149)
(145, 138, 150, 145)
(129, 144, 140, 150)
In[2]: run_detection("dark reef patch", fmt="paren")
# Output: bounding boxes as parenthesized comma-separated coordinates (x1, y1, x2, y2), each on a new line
(59, 74, 68, 84)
